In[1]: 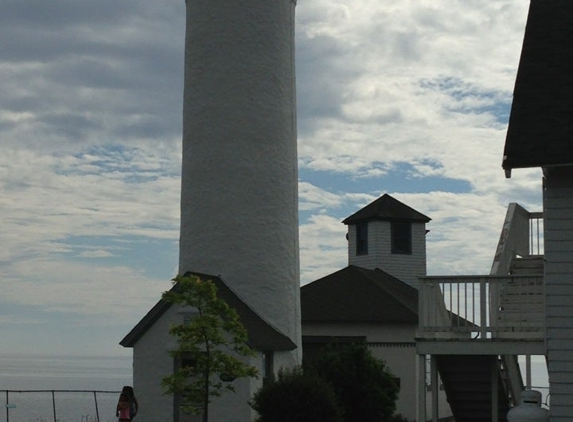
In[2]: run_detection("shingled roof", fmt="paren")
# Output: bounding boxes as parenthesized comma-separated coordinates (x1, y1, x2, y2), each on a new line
(301, 265, 418, 324)
(503, 0, 573, 172)
(342, 194, 431, 225)
(120, 271, 296, 351)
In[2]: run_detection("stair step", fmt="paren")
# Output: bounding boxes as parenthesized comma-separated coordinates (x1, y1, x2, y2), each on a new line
(498, 315, 543, 322)
(501, 294, 543, 301)
(509, 257, 544, 275)
(503, 285, 543, 294)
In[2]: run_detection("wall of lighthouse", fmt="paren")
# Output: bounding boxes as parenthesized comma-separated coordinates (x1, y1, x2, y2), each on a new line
(178, 0, 301, 364)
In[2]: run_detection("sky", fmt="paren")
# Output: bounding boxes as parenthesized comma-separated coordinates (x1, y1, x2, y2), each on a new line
(0, 0, 543, 357)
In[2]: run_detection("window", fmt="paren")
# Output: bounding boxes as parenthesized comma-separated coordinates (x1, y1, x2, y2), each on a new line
(182, 312, 197, 325)
(356, 223, 368, 255)
(391, 221, 411, 254)
(262, 351, 274, 385)
(175, 355, 203, 422)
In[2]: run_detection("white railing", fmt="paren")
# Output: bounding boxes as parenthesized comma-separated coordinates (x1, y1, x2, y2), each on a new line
(419, 275, 544, 340)
(491, 204, 544, 275)
(528, 212, 543, 257)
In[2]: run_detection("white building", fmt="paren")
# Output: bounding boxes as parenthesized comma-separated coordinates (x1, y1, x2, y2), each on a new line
(120, 272, 296, 422)
(301, 194, 453, 421)
(503, 1, 573, 420)
(121, 0, 301, 421)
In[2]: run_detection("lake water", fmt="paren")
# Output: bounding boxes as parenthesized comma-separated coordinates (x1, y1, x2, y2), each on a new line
(0, 353, 549, 421)
(0, 354, 132, 422)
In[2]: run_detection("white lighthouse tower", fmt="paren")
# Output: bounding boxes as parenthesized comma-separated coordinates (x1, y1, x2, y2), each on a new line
(179, 0, 301, 371)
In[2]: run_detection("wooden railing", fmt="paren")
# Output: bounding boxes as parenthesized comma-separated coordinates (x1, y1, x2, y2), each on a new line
(418, 275, 545, 340)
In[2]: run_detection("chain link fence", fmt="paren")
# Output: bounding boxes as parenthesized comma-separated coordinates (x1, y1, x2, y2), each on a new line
(2, 390, 122, 422)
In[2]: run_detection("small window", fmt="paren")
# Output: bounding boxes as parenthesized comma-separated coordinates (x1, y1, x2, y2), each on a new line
(180, 356, 198, 372)
(391, 221, 411, 254)
(262, 351, 274, 385)
(356, 223, 368, 255)
(182, 312, 197, 325)
(175, 355, 203, 420)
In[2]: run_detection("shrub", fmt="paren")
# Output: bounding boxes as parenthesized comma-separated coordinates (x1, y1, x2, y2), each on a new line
(250, 366, 343, 422)
(307, 343, 399, 422)
(387, 414, 413, 422)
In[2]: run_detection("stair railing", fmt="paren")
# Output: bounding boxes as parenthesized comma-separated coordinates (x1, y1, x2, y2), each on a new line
(418, 275, 544, 339)
(499, 354, 524, 407)
(491, 203, 543, 276)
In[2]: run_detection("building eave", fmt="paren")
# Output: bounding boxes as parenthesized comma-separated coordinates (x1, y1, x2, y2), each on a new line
(120, 272, 297, 351)
(503, 0, 573, 170)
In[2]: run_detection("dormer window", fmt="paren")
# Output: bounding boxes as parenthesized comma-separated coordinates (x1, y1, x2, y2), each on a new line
(391, 221, 412, 254)
(356, 223, 368, 255)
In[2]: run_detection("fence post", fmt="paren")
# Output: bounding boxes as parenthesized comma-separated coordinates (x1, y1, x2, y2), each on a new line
(52, 390, 57, 422)
(419, 280, 425, 333)
(94, 391, 100, 422)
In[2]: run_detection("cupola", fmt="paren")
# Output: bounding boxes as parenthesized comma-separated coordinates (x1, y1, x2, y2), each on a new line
(342, 194, 431, 289)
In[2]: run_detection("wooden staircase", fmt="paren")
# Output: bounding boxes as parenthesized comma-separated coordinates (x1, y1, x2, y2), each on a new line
(436, 355, 510, 422)
(509, 255, 544, 276)
(497, 256, 544, 334)
(418, 205, 546, 422)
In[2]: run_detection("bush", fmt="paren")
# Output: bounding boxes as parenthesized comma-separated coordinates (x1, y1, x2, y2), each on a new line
(250, 366, 343, 422)
(387, 414, 413, 422)
(306, 343, 399, 422)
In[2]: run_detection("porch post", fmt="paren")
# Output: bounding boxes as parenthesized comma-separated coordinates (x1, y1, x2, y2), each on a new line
(480, 279, 487, 338)
(431, 355, 439, 422)
(526, 355, 532, 388)
(417, 354, 426, 422)
(491, 358, 498, 422)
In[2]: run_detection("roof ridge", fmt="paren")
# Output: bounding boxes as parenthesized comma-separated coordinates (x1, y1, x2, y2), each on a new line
(343, 194, 431, 225)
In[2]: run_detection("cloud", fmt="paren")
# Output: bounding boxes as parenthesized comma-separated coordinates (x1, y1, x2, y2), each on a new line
(77, 249, 114, 259)
(16, 262, 165, 310)
(300, 213, 348, 284)
(0, 0, 541, 356)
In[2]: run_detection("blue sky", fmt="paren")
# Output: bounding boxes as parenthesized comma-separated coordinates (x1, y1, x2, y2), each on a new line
(0, 0, 543, 357)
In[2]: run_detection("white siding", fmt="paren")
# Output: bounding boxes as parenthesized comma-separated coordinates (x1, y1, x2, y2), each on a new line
(544, 174, 573, 421)
(133, 305, 178, 422)
(348, 221, 427, 288)
(132, 305, 264, 422)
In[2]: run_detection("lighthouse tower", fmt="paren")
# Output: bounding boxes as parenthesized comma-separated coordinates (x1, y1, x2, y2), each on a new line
(179, 0, 301, 370)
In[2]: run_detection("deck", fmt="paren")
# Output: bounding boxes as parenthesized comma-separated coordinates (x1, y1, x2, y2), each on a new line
(417, 274, 546, 355)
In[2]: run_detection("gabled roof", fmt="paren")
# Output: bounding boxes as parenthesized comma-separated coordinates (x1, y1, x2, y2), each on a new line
(503, 0, 573, 172)
(301, 265, 418, 324)
(342, 194, 431, 225)
(120, 271, 297, 351)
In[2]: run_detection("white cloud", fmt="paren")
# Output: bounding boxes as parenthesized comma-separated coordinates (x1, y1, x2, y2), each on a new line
(299, 213, 348, 284)
(299, 181, 345, 211)
(0, 0, 541, 356)
(77, 249, 113, 258)
(1, 258, 171, 321)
